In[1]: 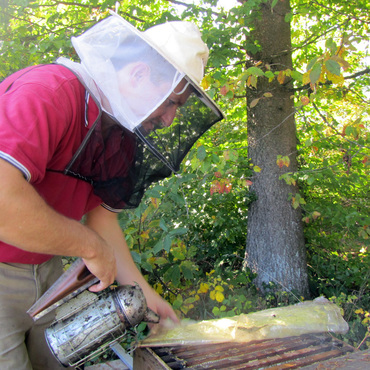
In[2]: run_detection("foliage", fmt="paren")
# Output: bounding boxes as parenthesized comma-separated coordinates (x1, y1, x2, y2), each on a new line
(0, 0, 177, 78)
(307, 247, 369, 349)
(118, 121, 254, 316)
(329, 292, 370, 350)
(1, 0, 369, 356)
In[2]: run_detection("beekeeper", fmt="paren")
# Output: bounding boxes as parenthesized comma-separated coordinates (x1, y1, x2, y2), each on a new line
(0, 13, 223, 369)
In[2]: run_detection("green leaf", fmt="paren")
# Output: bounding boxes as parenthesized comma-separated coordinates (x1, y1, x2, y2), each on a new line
(180, 261, 196, 280)
(131, 251, 141, 264)
(184, 296, 197, 304)
(163, 235, 172, 252)
(264, 70, 275, 79)
(169, 192, 185, 206)
(309, 63, 322, 84)
(246, 66, 265, 77)
(145, 189, 161, 198)
(153, 240, 164, 254)
(151, 185, 167, 192)
(172, 248, 185, 261)
(291, 71, 303, 82)
(325, 38, 337, 54)
(197, 145, 207, 161)
(141, 261, 153, 272)
(159, 218, 168, 232)
(172, 294, 183, 310)
(154, 257, 168, 266)
(47, 13, 59, 24)
(211, 153, 220, 164)
(253, 165, 262, 173)
(164, 264, 180, 287)
(292, 197, 300, 209)
(345, 126, 355, 136)
(229, 150, 239, 161)
(177, 173, 196, 183)
(148, 219, 161, 228)
(169, 227, 188, 236)
(284, 12, 293, 22)
(137, 322, 147, 333)
(325, 59, 341, 76)
(212, 306, 220, 316)
(125, 234, 134, 248)
(307, 56, 319, 71)
(226, 90, 234, 99)
(307, 176, 315, 185)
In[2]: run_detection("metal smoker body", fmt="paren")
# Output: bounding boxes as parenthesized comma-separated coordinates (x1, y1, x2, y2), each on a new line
(45, 284, 159, 367)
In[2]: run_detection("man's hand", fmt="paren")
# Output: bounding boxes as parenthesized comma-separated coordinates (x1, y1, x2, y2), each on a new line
(83, 238, 117, 292)
(144, 288, 180, 326)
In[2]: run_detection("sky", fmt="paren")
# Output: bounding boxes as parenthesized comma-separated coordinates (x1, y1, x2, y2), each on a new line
(178, 0, 239, 12)
(216, 0, 239, 10)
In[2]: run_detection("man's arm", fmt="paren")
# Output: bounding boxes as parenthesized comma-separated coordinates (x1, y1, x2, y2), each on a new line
(85, 205, 179, 323)
(0, 158, 116, 291)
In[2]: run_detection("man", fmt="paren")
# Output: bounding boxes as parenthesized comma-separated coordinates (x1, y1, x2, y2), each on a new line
(0, 14, 223, 369)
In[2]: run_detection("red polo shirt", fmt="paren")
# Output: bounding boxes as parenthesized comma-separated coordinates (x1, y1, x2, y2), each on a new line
(0, 64, 102, 264)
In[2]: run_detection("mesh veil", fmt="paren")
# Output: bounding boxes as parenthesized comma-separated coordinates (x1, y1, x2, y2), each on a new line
(65, 84, 222, 210)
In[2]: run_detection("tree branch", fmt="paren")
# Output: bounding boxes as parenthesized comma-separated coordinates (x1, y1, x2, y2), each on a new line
(37, 0, 92, 9)
(346, 67, 370, 80)
(163, 0, 221, 16)
(163, 0, 189, 7)
(312, 102, 370, 150)
(292, 67, 370, 93)
(311, 0, 370, 25)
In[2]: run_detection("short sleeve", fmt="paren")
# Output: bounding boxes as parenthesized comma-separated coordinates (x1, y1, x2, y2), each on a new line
(0, 65, 85, 184)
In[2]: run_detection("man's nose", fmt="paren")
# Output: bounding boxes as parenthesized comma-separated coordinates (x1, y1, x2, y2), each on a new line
(161, 106, 178, 127)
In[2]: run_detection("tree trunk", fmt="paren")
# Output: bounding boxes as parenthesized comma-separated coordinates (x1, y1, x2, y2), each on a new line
(244, 0, 309, 297)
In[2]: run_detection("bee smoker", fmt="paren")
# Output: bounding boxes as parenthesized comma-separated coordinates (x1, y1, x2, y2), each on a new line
(45, 284, 159, 367)
(27, 259, 159, 367)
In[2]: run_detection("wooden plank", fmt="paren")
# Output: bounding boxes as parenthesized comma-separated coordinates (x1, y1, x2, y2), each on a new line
(179, 335, 334, 368)
(301, 348, 370, 370)
(134, 348, 171, 370)
(85, 359, 129, 369)
(186, 344, 337, 369)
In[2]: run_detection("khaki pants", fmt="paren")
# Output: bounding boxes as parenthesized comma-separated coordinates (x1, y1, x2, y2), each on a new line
(0, 257, 70, 370)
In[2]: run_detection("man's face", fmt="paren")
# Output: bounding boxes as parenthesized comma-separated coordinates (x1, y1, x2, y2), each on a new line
(140, 79, 192, 134)
(117, 62, 172, 120)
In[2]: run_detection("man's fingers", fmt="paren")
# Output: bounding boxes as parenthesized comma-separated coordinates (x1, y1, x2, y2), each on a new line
(88, 273, 115, 292)
(88, 281, 108, 292)
(82, 251, 117, 292)
(167, 310, 180, 325)
(159, 304, 180, 325)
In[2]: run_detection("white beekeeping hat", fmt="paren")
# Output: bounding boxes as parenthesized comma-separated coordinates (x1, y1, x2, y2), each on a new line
(64, 14, 224, 210)
(71, 14, 217, 133)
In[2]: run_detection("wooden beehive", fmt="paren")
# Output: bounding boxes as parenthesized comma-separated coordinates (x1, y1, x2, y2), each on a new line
(134, 333, 357, 369)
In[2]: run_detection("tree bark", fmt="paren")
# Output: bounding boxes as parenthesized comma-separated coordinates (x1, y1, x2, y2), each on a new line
(244, 0, 309, 297)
